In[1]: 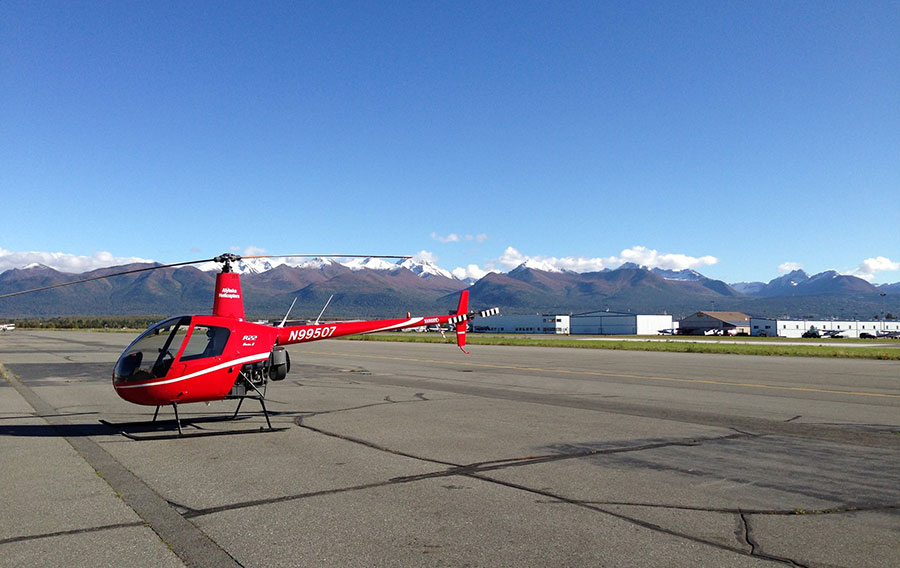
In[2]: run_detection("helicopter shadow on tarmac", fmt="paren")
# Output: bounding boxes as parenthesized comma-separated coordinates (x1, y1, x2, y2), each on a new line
(98, 415, 290, 440)
(0, 411, 288, 440)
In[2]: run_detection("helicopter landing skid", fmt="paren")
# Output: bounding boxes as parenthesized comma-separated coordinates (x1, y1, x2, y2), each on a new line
(103, 424, 289, 441)
(99, 396, 285, 440)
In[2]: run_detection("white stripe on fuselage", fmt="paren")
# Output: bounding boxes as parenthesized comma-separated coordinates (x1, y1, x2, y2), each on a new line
(364, 317, 425, 333)
(114, 352, 271, 390)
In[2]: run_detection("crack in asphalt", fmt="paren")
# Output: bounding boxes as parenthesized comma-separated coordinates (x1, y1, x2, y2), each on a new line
(175, 397, 807, 565)
(546, 500, 900, 517)
(0, 521, 147, 545)
(741, 513, 809, 568)
(5, 348, 887, 567)
(741, 513, 760, 556)
(388, 431, 755, 483)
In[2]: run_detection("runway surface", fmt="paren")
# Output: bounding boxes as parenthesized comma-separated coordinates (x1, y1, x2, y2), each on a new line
(1, 330, 898, 567)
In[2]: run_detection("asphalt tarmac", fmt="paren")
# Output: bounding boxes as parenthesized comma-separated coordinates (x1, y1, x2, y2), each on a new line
(1, 330, 898, 567)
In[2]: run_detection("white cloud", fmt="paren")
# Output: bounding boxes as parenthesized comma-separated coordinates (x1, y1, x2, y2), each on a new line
(452, 264, 496, 281)
(412, 250, 438, 263)
(498, 246, 527, 269)
(778, 262, 804, 273)
(0, 248, 155, 274)
(242, 246, 268, 256)
(848, 256, 900, 281)
(431, 232, 488, 244)
(618, 246, 718, 271)
(494, 245, 718, 273)
(431, 232, 461, 243)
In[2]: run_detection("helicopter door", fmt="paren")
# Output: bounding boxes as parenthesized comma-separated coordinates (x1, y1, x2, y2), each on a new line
(179, 325, 231, 362)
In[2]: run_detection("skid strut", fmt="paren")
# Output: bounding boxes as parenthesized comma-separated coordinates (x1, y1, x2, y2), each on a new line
(230, 395, 273, 430)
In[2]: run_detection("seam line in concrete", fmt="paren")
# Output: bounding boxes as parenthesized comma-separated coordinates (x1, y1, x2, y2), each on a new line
(1, 363, 242, 568)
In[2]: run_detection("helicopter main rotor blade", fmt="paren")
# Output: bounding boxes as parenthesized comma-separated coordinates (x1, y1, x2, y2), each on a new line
(238, 254, 412, 260)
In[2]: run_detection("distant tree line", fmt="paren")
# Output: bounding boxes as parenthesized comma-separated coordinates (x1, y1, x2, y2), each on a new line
(9, 317, 165, 330)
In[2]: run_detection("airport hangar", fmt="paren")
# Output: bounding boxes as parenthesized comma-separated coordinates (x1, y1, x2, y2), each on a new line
(749, 317, 900, 338)
(470, 311, 675, 335)
(678, 312, 900, 338)
(469, 310, 900, 338)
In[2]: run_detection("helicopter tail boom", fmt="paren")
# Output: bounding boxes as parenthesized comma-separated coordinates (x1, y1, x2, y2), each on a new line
(276, 290, 498, 350)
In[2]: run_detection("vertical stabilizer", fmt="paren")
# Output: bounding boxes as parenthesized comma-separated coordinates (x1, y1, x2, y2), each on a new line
(454, 291, 469, 353)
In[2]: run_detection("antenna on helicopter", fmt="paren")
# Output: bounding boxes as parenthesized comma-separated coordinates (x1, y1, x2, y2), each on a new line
(315, 294, 334, 325)
(278, 297, 298, 328)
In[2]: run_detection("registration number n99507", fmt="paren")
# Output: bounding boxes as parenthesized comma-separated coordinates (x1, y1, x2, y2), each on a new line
(288, 326, 337, 342)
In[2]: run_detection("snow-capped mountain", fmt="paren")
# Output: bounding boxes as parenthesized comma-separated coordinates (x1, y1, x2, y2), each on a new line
(195, 256, 461, 280)
(196, 256, 341, 274)
(2, 257, 898, 319)
(342, 257, 400, 272)
(397, 258, 455, 280)
(729, 269, 879, 298)
(619, 263, 707, 282)
(515, 259, 563, 273)
(650, 268, 705, 281)
(295, 257, 338, 270)
(196, 257, 285, 274)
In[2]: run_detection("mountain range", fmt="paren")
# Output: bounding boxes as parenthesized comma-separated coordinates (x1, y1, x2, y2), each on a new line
(1, 258, 898, 320)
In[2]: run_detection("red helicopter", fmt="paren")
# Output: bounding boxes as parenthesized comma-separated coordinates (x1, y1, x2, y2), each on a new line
(3, 253, 499, 437)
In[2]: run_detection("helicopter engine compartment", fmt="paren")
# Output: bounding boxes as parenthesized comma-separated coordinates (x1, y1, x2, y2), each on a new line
(231, 360, 267, 397)
(229, 347, 291, 397)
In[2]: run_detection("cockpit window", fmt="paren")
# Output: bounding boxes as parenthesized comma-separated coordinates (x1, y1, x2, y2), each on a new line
(114, 316, 191, 383)
(180, 325, 230, 361)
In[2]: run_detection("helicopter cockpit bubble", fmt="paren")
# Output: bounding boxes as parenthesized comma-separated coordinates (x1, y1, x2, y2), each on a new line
(113, 316, 191, 384)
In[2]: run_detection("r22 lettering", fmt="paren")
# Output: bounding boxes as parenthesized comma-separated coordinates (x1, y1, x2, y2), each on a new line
(288, 326, 337, 342)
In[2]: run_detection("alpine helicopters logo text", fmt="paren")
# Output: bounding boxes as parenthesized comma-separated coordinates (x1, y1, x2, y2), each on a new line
(218, 287, 240, 299)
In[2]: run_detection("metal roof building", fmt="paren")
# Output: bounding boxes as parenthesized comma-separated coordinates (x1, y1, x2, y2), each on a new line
(750, 317, 900, 338)
(678, 311, 751, 335)
(570, 311, 674, 335)
(471, 311, 674, 335)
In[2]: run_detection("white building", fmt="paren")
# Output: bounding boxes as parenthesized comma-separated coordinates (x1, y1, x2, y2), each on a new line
(750, 318, 900, 338)
(472, 312, 674, 335)
(473, 314, 570, 334)
(571, 312, 675, 335)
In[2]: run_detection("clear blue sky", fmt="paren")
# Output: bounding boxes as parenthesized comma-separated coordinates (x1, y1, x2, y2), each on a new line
(2, 1, 898, 283)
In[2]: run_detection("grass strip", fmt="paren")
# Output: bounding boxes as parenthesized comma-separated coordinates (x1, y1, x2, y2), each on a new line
(345, 333, 900, 360)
